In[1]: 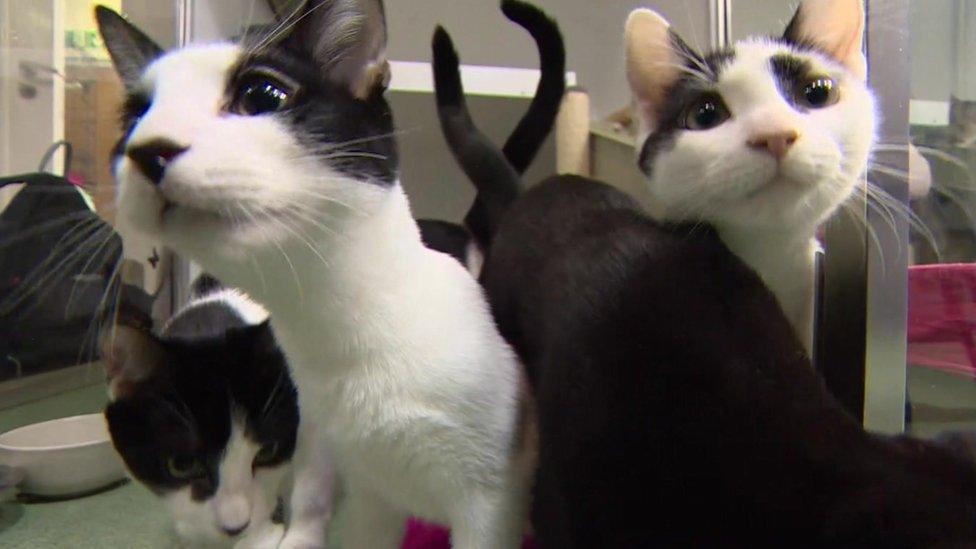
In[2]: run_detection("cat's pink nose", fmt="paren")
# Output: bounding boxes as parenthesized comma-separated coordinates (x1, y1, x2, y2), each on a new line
(748, 130, 799, 160)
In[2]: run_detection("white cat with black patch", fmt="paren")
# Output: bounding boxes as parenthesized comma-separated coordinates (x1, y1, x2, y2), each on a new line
(625, 0, 876, 352)
(95, 2, 530, 548)
(102, 276, 297, 548)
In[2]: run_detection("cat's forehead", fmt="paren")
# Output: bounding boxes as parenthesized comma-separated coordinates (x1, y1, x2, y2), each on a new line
(720, 39, 846, 86)
(140, 44, 242, 98)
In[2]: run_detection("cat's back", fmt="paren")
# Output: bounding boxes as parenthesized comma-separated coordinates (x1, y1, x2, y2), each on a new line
(483, 175, 760, 371)
(162, 288, 268, 340)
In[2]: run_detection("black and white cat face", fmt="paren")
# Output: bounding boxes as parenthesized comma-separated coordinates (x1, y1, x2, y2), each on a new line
(101, 317, 298, 545)
(626, 0, 875, 233)
(94, 1, 396, 263)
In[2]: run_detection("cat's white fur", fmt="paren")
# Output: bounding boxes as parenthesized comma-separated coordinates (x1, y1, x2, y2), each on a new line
(107, 289, 287, 549)
(626, 2, 876, 351)
(164, 420, 288, 549)
(114, 43, 529, 549)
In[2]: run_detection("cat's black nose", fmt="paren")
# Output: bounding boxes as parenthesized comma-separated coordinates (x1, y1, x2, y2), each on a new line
(127, 140, 187, 185)
(221, 520, 249, 537)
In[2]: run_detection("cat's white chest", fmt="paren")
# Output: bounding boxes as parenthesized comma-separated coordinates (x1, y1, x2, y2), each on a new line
(720, 230, 818, 352)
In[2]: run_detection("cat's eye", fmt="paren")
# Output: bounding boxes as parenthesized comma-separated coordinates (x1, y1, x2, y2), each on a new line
(166, 455, 205, 480)
(253, 442, 279, 467)
(683, 95, 730, 131)
(234, 75, 294, 116)
(796, 77, 839, 109)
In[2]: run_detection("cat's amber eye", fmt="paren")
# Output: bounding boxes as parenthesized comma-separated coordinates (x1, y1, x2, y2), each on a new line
(253, 441, 279, 468)
(797, 77, 839, 109)
(683, 95, 730, 131)
(234, 74, 294, 116)
(166, 455, 205, 480)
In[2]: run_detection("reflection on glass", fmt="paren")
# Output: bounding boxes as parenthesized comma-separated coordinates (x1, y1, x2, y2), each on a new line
(907, 0, 976, 437)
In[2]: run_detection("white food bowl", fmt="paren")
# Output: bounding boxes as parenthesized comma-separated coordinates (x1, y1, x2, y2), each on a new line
(0, 413, 126, 497)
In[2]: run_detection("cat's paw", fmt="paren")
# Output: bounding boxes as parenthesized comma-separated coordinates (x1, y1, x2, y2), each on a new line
(234, 524, 285, 549)
(276, 529, 327, 549)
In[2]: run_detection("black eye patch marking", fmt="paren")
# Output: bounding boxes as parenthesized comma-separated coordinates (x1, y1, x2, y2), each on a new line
(637, 39, 737, 178)
(222, 47, 399, 185)
(769, 54, 839, 111)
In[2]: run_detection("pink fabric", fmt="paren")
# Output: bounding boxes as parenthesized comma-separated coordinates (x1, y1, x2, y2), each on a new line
(401, 519, 537, 549)
(908, 264, 976, 377)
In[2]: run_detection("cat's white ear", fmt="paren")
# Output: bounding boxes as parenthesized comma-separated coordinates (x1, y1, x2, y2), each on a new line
(783, 0, 866, 81)
(94, 6, 163, 89)
(625, 9, 686, 134)
(282, 0, 389, 99)
(100, 325, 163, 401)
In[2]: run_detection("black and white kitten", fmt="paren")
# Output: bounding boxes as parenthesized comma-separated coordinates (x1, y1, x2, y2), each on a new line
(626, 0, 876, 351)
(434, 12, 976, 548)
(96, 2, 529, 548)
(102, 277, 298, 548)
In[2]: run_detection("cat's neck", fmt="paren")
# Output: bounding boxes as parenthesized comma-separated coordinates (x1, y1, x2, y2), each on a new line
(215, 184, 429, 364)
(715, 223, 818, 351)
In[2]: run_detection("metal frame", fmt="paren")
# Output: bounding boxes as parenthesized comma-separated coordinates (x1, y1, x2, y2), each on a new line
(818, 0, 911, 433)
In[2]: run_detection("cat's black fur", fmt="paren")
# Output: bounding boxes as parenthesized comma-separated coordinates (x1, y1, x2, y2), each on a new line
(433, 21, 976, 548)
(104, 288, 298, 501)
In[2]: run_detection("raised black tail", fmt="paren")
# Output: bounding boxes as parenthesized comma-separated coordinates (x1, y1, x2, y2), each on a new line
(434, 0, 566, 248)
(500, 0, 566, 174)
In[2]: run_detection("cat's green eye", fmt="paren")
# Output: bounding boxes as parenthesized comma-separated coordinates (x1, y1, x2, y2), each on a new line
(797, 77, 839, 109)
(236, 76, 293, 116)
(253, 441, 279, 468)
(166, 455, 205, 480)
(683, 95, 730, 131)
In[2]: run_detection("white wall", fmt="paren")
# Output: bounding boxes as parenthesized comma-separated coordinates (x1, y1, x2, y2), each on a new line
(179, 0, 712, 119)
(386, 0, 711, 118)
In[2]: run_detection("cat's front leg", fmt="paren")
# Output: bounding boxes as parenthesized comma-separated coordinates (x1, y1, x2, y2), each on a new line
(449, 485, 527, 549)
(278, 425, 335, 549)
(336, 484, 407, 549)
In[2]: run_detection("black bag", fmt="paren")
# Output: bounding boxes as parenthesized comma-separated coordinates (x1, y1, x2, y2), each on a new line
(0, 173, 121, 380)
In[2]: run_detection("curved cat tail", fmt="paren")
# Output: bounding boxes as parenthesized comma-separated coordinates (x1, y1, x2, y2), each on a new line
(454, 0, 567, 248)
(434, 27, 521, 249)
(499, 0, 567, 174)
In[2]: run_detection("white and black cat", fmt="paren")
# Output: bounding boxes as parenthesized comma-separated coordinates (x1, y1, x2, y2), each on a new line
(96, 2, 531, 548)
(625, 0, 876, 351)
(102, 276, 297, 548)
(433, 5, 976, 545)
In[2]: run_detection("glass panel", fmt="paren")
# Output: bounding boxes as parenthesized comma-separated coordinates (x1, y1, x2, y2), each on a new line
(907, 0, 976, 436)
(0, 1, 178, 407)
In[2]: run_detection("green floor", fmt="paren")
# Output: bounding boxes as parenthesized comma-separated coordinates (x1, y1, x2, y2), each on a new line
(0, 384, 175, 548)
(2, 366, 974, 547)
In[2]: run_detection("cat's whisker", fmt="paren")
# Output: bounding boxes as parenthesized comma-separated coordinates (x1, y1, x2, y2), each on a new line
(250, 0, 330, 55)
(65, 232, 122, 318)
(238, 205, 305, 304)
(79, 257, 124, 369)
(0, 223, 110, 316)
(0, 212, 97, 248)
(322, 151, 389, 161)
(255, 204, 333, 272)
(247, 0, 308, 54)
(874, 143, 974, 180)
(322, 129, 413, 152)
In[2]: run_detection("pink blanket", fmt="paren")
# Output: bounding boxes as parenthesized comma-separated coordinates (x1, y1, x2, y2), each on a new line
(908, 263, 976, 377)
(402, 520, 536, 549)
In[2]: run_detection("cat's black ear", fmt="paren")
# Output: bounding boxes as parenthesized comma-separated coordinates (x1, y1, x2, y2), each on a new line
(782, 0, 865, 81)
(625, 9, 701, 135)
(94, 5, 164, 89)
(100, 324, 164, 401)
(279, 0, 389, 99)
